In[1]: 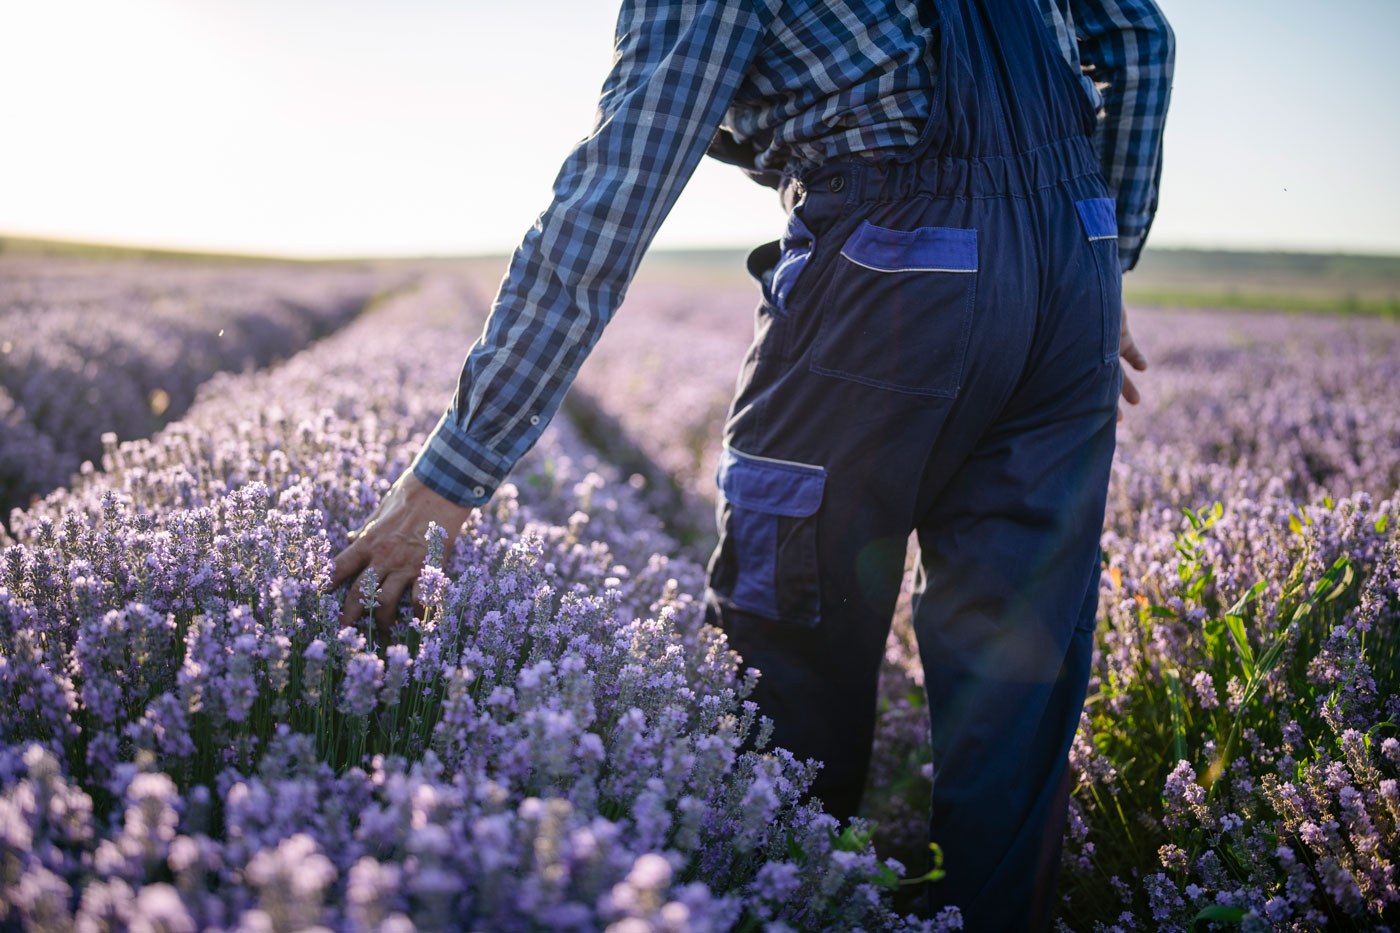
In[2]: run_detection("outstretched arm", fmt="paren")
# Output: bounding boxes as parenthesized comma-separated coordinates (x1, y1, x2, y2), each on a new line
(330, 0, 769, 634)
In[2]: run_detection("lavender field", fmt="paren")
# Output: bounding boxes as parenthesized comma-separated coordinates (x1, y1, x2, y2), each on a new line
(1, 256, 1397, 931)
(0, 255, 397, 522)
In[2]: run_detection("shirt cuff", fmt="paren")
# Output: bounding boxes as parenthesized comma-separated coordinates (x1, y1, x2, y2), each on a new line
(1118, 225, 1149, 273)
(409, 407, 513, 508)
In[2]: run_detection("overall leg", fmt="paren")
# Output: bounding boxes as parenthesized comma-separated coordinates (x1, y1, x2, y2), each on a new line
(911, 184, 1121, 928)
(703, 181, 975, 825)
(701, 352, 938, 823)
(704, 460, 914, 823)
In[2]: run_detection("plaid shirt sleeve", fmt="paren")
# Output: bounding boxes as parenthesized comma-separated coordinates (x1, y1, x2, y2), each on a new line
(1072, 0, 1175, 271)
(410, 0, 768, 507)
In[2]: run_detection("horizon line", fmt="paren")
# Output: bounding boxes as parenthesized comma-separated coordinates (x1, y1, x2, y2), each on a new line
(4, 231, 1400, 266)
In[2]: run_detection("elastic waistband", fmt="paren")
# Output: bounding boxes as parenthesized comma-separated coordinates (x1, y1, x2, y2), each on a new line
(782, 134, 1101, 210)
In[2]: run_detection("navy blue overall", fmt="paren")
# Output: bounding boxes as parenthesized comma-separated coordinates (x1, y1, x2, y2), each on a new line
(702, 0, 1122, 927)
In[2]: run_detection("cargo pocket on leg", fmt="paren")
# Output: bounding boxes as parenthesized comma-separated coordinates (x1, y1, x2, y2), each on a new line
(707, 445, 826, 626)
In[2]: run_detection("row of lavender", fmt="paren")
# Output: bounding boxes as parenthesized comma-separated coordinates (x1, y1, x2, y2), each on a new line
(569, 276, 758, 545)
(569, 280, 1400, 930)
(0, 276, 949, 931)
(0, 255, 397, 522)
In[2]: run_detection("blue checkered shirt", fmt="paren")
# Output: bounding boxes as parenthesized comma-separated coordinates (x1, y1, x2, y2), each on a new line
(412, 0, 1174, 507)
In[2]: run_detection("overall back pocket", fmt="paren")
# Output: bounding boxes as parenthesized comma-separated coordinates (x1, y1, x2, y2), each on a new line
(706, 445, 826, 626)
(809, 220, 978, 398)
(1074, 197, 1123, 364)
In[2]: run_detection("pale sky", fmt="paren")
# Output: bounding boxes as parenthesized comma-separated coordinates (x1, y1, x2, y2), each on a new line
(1, 0, 1397, 258)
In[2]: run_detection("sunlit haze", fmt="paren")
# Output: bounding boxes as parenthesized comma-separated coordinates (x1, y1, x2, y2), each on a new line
(2, 0, 1397, 258)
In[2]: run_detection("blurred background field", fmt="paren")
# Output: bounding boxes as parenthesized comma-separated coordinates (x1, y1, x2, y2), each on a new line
(0, 240, 402, 522)
(8, 234, 1400, 316)
(626, 245, 1400, 317)
(1124, 250, 1400, 316)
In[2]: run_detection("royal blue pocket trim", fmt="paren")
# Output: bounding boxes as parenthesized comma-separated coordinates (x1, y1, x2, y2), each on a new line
(839, 221, 978, 273)
(717, 446, 825, 620)
(1075, 198, 1118, 241)
(717, 446, 825, 517)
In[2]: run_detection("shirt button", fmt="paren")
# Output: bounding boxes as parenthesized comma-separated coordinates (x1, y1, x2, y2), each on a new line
(529, 415, 541, 426)
(472, 485, 486, 498)
(828, 175, 845, 193)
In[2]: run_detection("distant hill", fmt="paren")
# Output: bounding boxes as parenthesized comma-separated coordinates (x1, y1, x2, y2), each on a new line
(633, 246, 1400, 316)
(0, 234, 305, 265)
(1125, 248, 1400, 315)
(5, 235, 1397, 316)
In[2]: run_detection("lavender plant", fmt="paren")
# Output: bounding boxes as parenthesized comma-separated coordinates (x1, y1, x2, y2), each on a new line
(1057, 496, 1398, 931)
(6, 253, 1397, 929)
(1, 274, 944, 931)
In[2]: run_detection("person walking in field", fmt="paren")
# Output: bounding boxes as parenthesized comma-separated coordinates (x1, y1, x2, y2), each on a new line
(330, 0, 1173, 926)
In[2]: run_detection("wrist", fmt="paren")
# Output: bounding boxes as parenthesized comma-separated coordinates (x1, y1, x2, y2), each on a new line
(409, 408, 509, 508)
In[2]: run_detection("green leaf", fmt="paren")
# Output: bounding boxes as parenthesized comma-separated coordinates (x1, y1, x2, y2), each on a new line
(1164, 669, 1189, 763)
(889, 842, 948, 887)
(1255, 631, 1289, 680)
(873, 862, 901, 890)
(1323, 495, 1334, 509)
(1224, 613, 1255, 680)
(902, 865, 947, 885)
(785, 831, 805, 864)
(1287, 557, 1353, 624)
(1203, 615, 1228, 665)
(1280, 551, 1308, 604)
(1366, 721, 1398, 739)
(1288, 512, 1303, 535)
(1192, 904, 1247, 928)
(1243, 626, 1294, 706)
(1325, 561, 1355, 602)
(1377, 514, 1390, 534)
(1224, 580, 1266, 618)
(829, 822, 877, 853)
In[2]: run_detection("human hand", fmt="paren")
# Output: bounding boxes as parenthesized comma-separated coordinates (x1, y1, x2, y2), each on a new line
(1118, 304, 1147, 422)
(327, 469, 475, 638)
